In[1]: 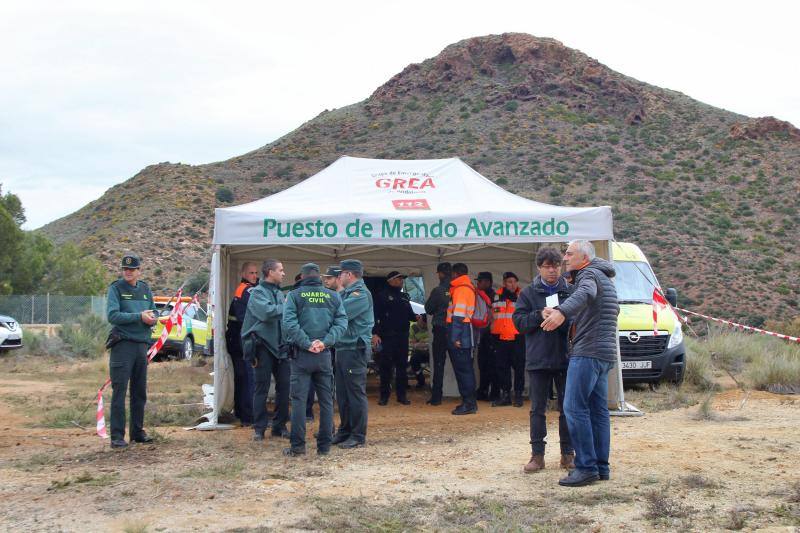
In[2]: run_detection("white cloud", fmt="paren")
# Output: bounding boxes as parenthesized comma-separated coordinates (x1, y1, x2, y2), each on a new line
(1, 0, 798, 229)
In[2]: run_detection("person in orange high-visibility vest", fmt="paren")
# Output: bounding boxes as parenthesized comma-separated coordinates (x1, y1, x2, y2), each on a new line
(445, 263, 478, 415)
(490, 272, 526, 407)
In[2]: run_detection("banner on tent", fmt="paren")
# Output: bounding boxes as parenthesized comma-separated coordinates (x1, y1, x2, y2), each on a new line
(261, 216, 571, 241)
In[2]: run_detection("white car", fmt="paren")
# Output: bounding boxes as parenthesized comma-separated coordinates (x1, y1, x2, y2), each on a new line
(0, 315, 23, 352)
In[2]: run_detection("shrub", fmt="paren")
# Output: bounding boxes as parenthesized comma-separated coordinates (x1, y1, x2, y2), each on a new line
(684, 337, 718, 391)
(215, 187, 234, 203)
(58, 314, 108, 358)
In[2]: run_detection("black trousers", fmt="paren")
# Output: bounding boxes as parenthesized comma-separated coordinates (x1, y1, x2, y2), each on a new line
(378, 334, 409, 401)
(109, 340, 148, 442)
(252, 346, 290, 435)
(528, 369, 572, 455)
(231, 352, 254, 424)
(409, 349, 428, 385)
(476, 330, 496, 398)
(334, 347, 369, 443)
(494, 337, 526, 395)
(289, 349, 334, 452)
(430, 325, 448, 402)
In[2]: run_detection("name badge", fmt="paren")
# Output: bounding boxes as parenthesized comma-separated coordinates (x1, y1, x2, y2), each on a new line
(545, 294, 559, 308)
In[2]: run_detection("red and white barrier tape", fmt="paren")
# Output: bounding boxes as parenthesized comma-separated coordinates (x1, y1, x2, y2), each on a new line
(673, 306, 800, 344)
(96, 288, 197, 439)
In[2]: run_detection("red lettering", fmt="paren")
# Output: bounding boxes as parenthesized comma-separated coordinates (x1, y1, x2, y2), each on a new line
(376, 176, 437, 190)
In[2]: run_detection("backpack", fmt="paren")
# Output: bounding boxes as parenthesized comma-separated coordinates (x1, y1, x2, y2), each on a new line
(471, 288, 492, 329)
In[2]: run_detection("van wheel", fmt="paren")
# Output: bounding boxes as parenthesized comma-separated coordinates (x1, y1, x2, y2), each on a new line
(181, 337, 194, 360)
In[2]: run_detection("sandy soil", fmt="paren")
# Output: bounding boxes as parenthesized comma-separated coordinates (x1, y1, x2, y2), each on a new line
(0, 363, 798, 532)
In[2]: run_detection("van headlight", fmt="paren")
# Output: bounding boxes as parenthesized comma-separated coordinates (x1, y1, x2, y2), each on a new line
(667, 323, 683, 349)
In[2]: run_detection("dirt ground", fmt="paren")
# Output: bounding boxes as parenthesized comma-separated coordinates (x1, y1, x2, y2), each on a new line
(0, 356, 798, 532)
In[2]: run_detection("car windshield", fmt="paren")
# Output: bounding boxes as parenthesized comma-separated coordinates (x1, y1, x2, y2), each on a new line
(613, 261, 658, 303)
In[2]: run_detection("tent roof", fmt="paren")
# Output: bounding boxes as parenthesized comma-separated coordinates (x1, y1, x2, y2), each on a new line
(213, 156, 613, 245)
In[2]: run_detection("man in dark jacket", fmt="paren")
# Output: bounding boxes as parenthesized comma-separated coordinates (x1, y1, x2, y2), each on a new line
(372, 271, 417, 405)
(241, 259, 288, 442)
(333, 259, 374, 449)
(513, 247, 574, 474)
(282, 263, 347, 456)
(225, 262, 259, 426)
(424, 262, 451, 405)
(541, 240, 619, 487)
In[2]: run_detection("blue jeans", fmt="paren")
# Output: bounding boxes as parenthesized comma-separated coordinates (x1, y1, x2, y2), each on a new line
(563, 356, 614, 476)
(448, 346, 476, 404)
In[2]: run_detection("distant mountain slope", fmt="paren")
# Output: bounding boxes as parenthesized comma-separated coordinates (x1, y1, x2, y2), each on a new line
(43, 33, 800, 325)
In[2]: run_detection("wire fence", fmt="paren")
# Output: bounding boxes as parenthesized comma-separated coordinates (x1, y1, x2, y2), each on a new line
(0, 295, 106, 325)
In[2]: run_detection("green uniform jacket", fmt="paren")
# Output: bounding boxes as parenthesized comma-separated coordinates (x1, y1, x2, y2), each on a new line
(424, 277, 451, 328)
(282, 277, 347, 351)
(240, 281, 285, 360)
(336, 279, 374, 350)
(106, 278, 156, 343)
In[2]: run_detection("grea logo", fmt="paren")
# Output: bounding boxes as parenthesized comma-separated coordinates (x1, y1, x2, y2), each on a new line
(375, 177, 435, 191)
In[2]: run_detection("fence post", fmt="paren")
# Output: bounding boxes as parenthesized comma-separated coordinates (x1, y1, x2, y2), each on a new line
(31, 295, 35, 324)
(46, 293, 50, 325)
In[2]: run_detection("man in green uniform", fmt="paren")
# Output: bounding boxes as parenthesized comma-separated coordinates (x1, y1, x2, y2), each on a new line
(332, 259, 374, 449)
(241, 259, 288, 441)
(282, 263, 347, 456)
(106, 253, 157, 449)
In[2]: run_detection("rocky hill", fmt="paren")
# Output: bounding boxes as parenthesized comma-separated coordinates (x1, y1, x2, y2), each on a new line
(42, 33, 800, 326)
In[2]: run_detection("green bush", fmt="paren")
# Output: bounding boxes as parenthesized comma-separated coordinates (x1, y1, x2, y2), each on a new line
(58, 314, 108, 358)
(215, 187, 234, 203)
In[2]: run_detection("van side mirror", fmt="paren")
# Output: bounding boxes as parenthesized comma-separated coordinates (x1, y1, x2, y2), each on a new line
(666, 288, 678, 307)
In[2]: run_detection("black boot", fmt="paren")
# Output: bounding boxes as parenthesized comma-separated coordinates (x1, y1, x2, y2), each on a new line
(492, 391, 511, 407)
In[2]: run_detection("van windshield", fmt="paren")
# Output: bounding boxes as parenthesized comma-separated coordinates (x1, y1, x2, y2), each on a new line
(612, 261, 658, 303)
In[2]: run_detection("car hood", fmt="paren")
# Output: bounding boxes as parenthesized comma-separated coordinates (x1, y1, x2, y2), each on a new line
(618, 303, 678, 332)
(0, 315, 19, 323)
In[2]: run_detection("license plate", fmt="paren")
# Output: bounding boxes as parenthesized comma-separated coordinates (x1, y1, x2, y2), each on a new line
(621, 360, 652, 370)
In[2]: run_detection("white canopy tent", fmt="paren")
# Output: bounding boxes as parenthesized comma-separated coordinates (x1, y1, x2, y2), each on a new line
(199, 156, 639, 429)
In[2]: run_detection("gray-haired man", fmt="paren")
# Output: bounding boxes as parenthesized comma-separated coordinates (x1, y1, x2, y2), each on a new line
(541, 240, 619, 487)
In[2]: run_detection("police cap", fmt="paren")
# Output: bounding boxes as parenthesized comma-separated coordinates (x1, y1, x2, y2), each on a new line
(386, 270, 407, 281)
(476, 271, 493, 282)
(120, 253, 141, 269)
(339, 259, 363, 274)
(300, 263, 320, 276)
(322, 265, 342, 277)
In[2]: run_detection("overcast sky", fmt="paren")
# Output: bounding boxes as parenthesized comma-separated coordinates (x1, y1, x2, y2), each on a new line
(2, 1, 797, 229)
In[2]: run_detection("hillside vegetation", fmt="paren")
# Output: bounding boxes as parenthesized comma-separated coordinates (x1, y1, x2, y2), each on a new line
(42, 33, 800, 325)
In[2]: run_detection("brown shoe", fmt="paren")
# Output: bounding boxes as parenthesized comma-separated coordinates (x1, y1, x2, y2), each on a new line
(524, 454, 545, 473)
(560, 453, 576, 470)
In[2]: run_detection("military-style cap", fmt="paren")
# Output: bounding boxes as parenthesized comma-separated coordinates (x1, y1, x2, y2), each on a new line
(436, 262, 452, 274)
(339, 259, 363, 274)
(503, 271, 519, 281)
(300, 263, 320, 276)
(120, 253, 141, 269)
(386, 270, 407, 281)
(475, 271, 493, 282)
(322, 265, 341, 278)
